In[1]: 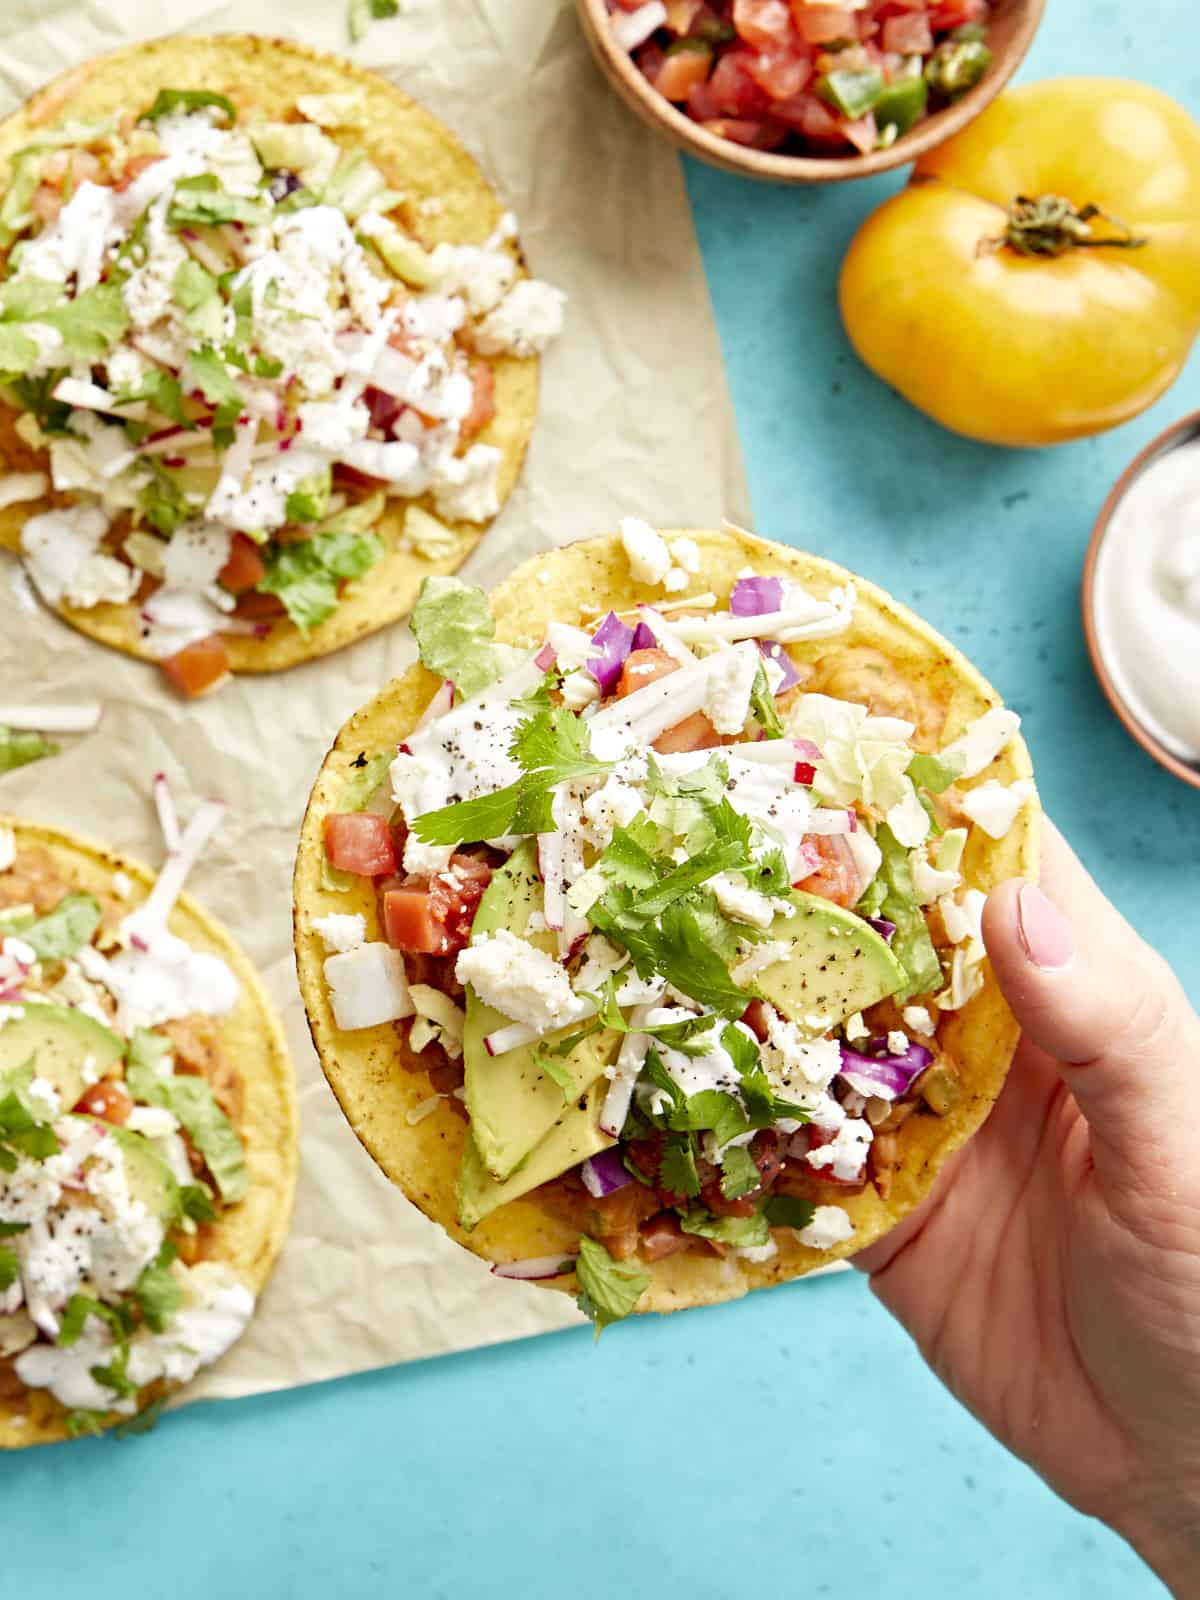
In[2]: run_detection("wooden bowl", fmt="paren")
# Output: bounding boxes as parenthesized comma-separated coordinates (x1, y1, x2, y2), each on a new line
(577, 0, 1045, 183)
(1082, 411, 1200, 792)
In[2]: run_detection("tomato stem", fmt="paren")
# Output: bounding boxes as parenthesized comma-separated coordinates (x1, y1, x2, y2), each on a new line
(992, 194, 1147, 258)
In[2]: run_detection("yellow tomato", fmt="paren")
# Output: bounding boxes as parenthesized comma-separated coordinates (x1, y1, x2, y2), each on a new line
(839, 80, 1200, 447)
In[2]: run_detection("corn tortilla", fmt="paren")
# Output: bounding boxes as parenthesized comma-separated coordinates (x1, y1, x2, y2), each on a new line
(0, 817, 298, 1446)
(294, 528, 1038, 1314)
(0, 35, 541, 673)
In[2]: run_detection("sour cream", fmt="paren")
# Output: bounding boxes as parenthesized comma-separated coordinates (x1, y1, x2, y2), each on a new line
(1092, 435, 1200, 766)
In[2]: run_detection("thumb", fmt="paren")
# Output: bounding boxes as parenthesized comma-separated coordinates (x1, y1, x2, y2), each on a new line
(982, 823, 1200, 1186)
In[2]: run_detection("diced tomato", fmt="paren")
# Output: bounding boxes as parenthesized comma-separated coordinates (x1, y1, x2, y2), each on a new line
(324, 812, 397, 878)
(709, 49, 770, 117)
(640, 1211, 692, 1261)
(74, 1080, 133, 1125)
(233, 589, 286, 620)
(732, 0, 795, 49)
(789, 3, 860, 44)
(460, 359, 496, 440)
(881, 12, 933, 52)
(747, 47, 812, 100)
(218, 532, 267, 594)
(617, 646, 677, 697)
(686, 79, 725, 121)
(655, 711, 724, 753)
(928, 0, 986, 26)
(740, 999, 771, 1041)
(652, 46, 714, 103)
(700, 1172, 758, 1218)
(842, 112, 879, 155)
(612, 0, 650, 9)
(160, 635, 230, 698)
(382, 852, 493, 955)
(750, 1127, 785, 1191)
(793, 833, 859, 908)
(770, 90, 844, 142)
(113, 152, 165, 193)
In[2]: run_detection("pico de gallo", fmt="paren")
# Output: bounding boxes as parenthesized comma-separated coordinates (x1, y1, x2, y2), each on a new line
(308, 522, 1035, 1327)
(0, 783, 261, 1432)
(0, 84, 564, 696)
(607, 0, 994, 156)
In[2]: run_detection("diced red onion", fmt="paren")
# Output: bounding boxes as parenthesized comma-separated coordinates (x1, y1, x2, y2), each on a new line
(492, 1255, 577, 1281)
(635, 605, 696, 665)
(139, 799, 226, 931)
(731, 575, 784, 616)
(580, 1147, 632, 1198)
(866, 917, 896, 942)
(838, 1040, 931, 1101)
(585, 611, 636, 692)
(758, 639, 803, 693)
(631, 621, 655, 652)
(790, 841, 822, 881)
(364, 343, 416, 399)
(365, 385, 404, 438)
(794, 739, 822, 761)
(153, 771, 181, 853)
(534, 641, 556, 672)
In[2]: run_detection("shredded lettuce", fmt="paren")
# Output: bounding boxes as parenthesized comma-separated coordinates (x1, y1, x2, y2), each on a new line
(0, 154, 42, 249)
(22, 893, 101, 963)
(141, 88, 236, 126)
(409, 575, 526, 702)
(284, 466, 333, 525)
(257, 526, 384, 633)
(0, 726, 59, 775)
(874, 825, 943, 1001)
(169, 175, 267, 230)
(679, 1207, 770, 1248)
(126, 1029, 247, 1204)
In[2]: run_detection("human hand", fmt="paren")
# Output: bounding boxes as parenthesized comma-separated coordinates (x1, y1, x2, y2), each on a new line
(855, 820, 1200, 1594)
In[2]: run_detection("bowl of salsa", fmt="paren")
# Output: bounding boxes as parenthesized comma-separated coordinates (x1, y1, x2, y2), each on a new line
(578, 0, 1045, 182)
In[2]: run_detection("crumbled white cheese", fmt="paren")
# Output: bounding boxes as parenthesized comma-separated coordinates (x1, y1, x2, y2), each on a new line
(21, 503, 138, 611)
(620, 517, 672, 587)
(474, 279, 566, 357)
(161, 522, 233, 593)
(456, 930, 588, 1033)
(430, 442, 502, 525)
(703, 640, 759, 735)
(313, 913, 367, 954)
(710, 872, 779, 929)
(902, 1005, 935, 1037)
(805, 1118, 872, 1182)
(669, 536, 700, 574)
(795, 1205, 854, 1250)
(429, 241, 517, 316)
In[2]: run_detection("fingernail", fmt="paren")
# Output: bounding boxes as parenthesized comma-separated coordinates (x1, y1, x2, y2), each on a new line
(1016, 883, 1075, 971)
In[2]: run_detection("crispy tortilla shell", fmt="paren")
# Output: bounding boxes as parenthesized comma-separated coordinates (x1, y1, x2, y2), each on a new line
(0, 817, 298, 1447)
(294, 528, 1038, 1314)
(0, 34, 540, 673)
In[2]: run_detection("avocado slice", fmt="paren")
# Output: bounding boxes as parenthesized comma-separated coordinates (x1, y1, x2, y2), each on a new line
(463, 843, 620, 1182)
(754, 891, 906, 1037)
(108, 1125, 179, 1222)
(0, 1003, 124, 1111)
(458, 1080, 614, 1232)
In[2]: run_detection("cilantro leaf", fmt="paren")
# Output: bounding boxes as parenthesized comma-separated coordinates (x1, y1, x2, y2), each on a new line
(0, 1221, 29, 1237)
(0, 278, 62, 321)
(91, 1343, 138, 1402)
(413, 707, 612, 848)
(134, 1242, 183, 1334)
(907, 752, 965, 795)
(0, 324, 39, 377)
(40, 284, 129, 360)
(593, 898, 753, 1019)
(604, 837, 750, 930)
(670, 1088, 749, 1148)
(574, 1234, 648, 1332)
(114, 369, 190, 429)
(750, 662, 785, 738)
(658, 1134, 701, 1199)
(65, 1409, 107, 1438)
(764, 1195, 816, 1231)
(178, 1182, 218, 1225)
(719, 1144, 761, 1200)
(22, 893, 101, 962)
(57, 1294, 135, 1349)
(876, 824, 943, 1002)
(141, 89, 236, 126)
(115, 1397, 167, 1438)
(639, 1047, 684, 1117)
(7, 371, 72, 434)
(0, 726, 59, 775)
(257, 527, 385, 633)
(0, 1244, 18, 1291)
(0, 1071, 61, 1171)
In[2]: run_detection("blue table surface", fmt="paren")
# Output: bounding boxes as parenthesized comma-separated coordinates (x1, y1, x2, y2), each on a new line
(5, 5, 1196, 1596)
